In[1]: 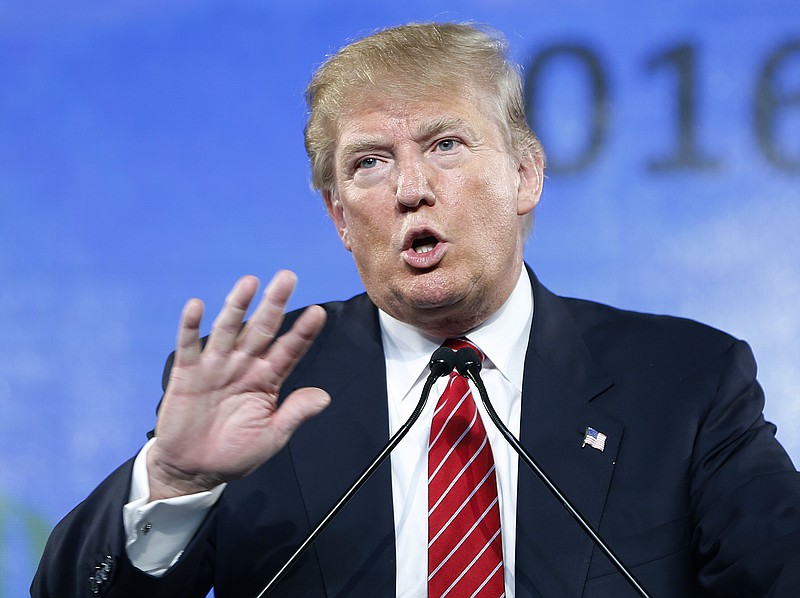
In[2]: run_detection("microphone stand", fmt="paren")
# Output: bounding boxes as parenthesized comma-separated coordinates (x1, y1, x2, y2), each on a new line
(455, 348, 651, 598)
(256, 347, 456, 597)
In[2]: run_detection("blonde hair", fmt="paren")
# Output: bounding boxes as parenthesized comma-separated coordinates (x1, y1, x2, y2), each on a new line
(304, 22, 544, 197)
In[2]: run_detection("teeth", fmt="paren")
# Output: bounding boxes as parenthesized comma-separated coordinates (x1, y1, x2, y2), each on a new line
(414, 243, 435, 254)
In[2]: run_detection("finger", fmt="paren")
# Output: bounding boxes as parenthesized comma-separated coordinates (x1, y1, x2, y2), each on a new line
(174, 298, 204, 368)
(238, 270, 298, 357)
(267, 387, 331, 448)
(205, 276, 260, 355)
(261, 305, 327, 389)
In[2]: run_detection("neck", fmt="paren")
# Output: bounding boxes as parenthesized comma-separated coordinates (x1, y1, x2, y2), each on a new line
(397, 266, 524, 338)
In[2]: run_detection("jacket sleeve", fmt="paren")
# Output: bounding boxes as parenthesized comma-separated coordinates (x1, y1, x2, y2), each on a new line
(690, 340, 800, 596)
(30, 456, 217, 597)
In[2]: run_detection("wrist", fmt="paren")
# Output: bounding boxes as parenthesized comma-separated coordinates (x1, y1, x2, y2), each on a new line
(146, 440, 223, 501)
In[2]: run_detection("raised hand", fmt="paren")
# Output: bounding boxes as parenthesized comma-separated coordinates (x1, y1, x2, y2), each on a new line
(146, 271, 329, 501)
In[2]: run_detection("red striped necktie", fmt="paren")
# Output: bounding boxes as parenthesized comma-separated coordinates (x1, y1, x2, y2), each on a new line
(428, 338, 505, 597)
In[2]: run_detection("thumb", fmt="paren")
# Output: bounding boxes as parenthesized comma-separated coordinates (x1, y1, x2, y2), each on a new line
(269, 387, 331, 445)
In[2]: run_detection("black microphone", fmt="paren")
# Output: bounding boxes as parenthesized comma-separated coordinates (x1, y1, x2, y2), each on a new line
(454, 347, 651, 598)
(256, 347, 456, 597)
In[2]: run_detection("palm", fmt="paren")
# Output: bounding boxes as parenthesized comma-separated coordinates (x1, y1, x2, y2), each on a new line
(148, 271, 329, 499)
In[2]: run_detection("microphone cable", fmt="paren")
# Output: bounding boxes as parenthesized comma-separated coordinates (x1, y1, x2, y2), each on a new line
(454, 347, 651, 598)
(256, 347, 457, 597)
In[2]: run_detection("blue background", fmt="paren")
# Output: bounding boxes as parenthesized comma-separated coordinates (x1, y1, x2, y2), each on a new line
(2, 1, 798, 595)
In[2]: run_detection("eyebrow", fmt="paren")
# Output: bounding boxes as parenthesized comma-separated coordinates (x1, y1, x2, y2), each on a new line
(337, 136, 389, 163)
(336, 114, 483, 165)
(411, 116, 479, 143)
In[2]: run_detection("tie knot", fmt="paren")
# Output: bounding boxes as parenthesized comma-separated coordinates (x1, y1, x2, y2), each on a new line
(443, 337, 485, 364)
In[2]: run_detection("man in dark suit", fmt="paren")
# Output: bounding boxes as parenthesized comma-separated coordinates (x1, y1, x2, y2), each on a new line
(33, 22, 800, 597)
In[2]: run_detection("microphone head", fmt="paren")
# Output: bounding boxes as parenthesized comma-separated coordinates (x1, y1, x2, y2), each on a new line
(455, 347, 482, 377)
(429, 347, 457, 378)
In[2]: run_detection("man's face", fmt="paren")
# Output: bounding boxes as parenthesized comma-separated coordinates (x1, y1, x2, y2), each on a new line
(324, 89, 542, 337)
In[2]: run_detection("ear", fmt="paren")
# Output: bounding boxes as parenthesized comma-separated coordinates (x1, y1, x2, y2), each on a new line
(515, 152, 544, 216)
(323, 190, 352, 252)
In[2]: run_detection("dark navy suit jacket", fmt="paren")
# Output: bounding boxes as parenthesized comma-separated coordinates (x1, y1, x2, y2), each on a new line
(32, 271, 800, 597)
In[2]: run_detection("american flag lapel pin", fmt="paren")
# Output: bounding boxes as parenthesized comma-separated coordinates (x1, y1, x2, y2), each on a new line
(582, 427, 607, 452)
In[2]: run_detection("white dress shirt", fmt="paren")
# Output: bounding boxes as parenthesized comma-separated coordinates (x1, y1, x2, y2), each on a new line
(124, 268, 533, 595)
(382, 268, 532, 597)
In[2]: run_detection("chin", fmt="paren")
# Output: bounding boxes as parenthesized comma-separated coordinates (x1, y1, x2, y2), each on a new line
(369, 268, 476, 317)
(401, 273, 466, 308)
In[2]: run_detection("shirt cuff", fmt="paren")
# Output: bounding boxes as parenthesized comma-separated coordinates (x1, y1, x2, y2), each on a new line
(122, 438, 226, 576)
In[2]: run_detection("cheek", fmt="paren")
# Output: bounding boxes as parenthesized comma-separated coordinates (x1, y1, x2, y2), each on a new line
(341, 204, 394, 267)
(460, 172, 522, 250)
(345, 202, 389, 240)
(468, 170, 519, 220)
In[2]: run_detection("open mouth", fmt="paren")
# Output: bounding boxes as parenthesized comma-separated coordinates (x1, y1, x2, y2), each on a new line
(402, 228, 447, 269)
(411, 236, 438, 254)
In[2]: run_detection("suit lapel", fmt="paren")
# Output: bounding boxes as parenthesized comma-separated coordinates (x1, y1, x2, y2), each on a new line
(286, 294, 397, 596)
(515, 272, 623, 597)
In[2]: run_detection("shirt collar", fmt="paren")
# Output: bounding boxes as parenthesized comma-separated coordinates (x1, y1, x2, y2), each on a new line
(379, 268, 534, 402)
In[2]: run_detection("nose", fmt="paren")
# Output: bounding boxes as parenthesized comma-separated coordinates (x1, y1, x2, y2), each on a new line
(394, 155, 435, 209)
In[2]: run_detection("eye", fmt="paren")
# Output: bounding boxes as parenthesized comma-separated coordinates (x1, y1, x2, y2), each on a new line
(435, 138, 459, 152)
(357, 156, 378, 169)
